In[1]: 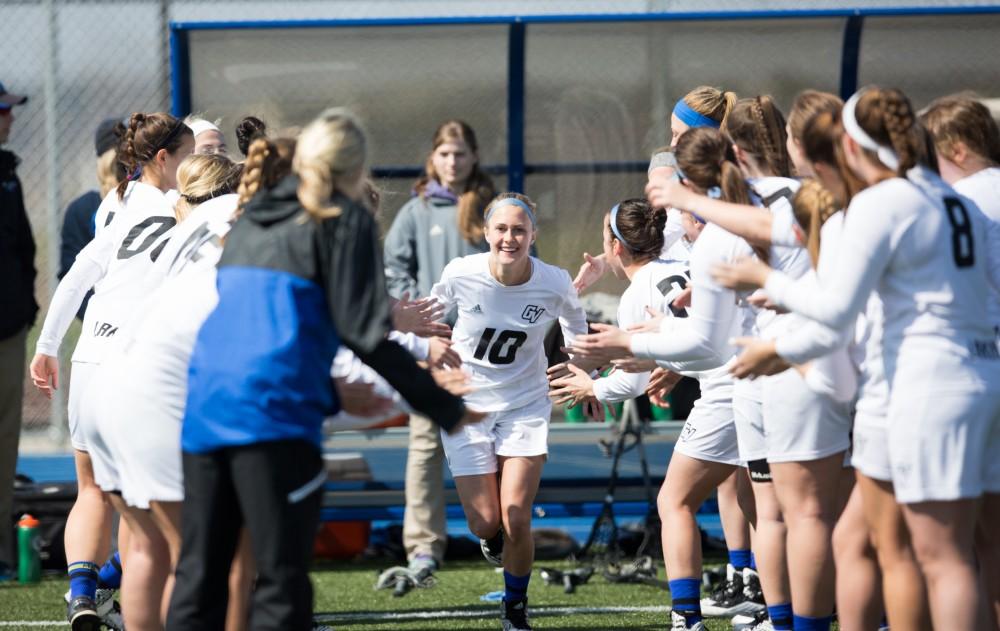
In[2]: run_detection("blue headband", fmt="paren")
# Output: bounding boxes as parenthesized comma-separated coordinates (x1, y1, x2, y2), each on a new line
(673, 99, 721, 129)
(486, 197, 536, 227)
(609, 203, 631, 250)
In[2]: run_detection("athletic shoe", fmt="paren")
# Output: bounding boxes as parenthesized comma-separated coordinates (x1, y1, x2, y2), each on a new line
(66, 595, 102, 631)
(671, 610, 706, 630)
(700, 564, 766, 617)
(732, 610, 773, 631)
(64, 588, 117, 616)
(480, 530, 504, 567)
(501, 597, 532, 631)
(742, 567, 765, 606)
(407, 553, 438, 575)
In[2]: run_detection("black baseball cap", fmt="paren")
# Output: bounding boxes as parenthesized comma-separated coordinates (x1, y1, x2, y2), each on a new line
(0, 82, 27, 110)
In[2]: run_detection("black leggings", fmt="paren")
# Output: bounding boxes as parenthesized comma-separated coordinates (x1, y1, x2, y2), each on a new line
(166, 439, 324, 631)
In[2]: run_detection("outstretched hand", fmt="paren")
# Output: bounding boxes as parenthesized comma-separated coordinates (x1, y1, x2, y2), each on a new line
(549, 363, 596, 407)
(645, 174, 695, 211)
(729, 337, 790, 379)
(334, 378, 394, 418)
(573, 252, 607, 293)
(568, 323, 634, 363)
(392, 292, 451, 338)
(711, 257, 772, 292)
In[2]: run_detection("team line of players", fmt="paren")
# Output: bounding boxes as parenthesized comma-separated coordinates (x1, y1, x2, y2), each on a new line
(28, 84, 1000, 631)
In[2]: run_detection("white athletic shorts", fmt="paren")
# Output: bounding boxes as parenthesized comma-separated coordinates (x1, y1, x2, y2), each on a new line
(100, 344, 186, 509)
(762, 368, 852, 463)
(75, 364, 122, 494)
(67, 361, 98, 452)
(674, 403, 741, 466)
(887, 384, 1000, 504)
(850, 412, 891, 482)
(733, 379, 766, 464)
(441, 396, 551, 477)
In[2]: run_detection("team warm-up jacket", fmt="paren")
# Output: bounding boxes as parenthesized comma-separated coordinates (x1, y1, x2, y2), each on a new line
(182, 175, 465, 453)
(0, 149, 38, 339)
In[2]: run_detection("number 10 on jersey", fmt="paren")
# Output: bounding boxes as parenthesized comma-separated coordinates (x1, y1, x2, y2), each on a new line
(473, 328, 528, 365)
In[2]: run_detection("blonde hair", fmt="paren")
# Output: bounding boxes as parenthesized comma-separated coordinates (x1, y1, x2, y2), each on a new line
(791, 178, 839, 267)
(293, 108, 367, 220)
(237, 136, 296, 211)
(96, 148, 122, 198)
(683, 86, 739, 128)
(174, 153, 241, 221)
(483, 192, 537, 229)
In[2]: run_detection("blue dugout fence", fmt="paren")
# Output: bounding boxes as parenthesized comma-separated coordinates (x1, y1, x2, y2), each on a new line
(168, 6, 1000, 192)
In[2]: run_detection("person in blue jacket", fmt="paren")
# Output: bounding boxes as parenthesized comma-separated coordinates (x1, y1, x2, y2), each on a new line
(166, 108, 480, 631)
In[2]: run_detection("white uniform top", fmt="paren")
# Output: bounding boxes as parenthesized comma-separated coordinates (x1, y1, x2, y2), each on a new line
(36, 182, 176, 363)
(592, 258, 689, 403)
(431, 253, 589, 412)
(769, 211, 858, 402)
(853, 294, 888, 420)
(765, 167, 998, 389)
(660, 209, 691, 262)
(107, 195, 238, 363)
(952, 167, 1000, 329)
(630, 221, 744, 372)
(750, 177, 811, 339)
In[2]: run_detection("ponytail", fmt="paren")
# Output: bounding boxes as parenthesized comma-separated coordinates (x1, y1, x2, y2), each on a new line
(116, 111, 193, 201)
(293, 108, 367, 221)
(237, 137, 295, 212)
(725, 96, 792, 177)
(791, 179, 839, 267)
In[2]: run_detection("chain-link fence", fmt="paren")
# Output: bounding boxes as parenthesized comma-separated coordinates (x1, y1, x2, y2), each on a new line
(5, 0, 1000, 450)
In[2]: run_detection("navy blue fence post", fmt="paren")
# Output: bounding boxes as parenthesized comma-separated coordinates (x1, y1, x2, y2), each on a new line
(839, 14, 864, 100)
(169, 25, 192, 118)
(507, 21, 526, 193)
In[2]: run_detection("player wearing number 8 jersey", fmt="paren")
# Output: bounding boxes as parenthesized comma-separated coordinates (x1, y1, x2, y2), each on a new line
(713, 86, 1000, 631)
(430, 193, 589, 631)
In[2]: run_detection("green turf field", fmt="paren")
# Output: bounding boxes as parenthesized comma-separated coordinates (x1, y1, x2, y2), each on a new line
(0, 559, 754, 630)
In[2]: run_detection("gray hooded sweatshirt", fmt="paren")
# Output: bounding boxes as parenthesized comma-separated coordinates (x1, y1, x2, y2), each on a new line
(384, 192, 488, 322)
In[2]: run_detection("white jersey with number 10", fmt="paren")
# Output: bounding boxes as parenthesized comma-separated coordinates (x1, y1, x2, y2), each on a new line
(431, 253, 589, 412)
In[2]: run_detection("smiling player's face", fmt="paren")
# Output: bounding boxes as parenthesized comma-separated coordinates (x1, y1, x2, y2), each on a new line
(485, 204, 534, 266)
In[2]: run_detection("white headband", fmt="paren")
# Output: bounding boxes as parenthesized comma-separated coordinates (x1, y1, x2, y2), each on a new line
(188, 118, 220, 138)
(842, 91, 899, 171)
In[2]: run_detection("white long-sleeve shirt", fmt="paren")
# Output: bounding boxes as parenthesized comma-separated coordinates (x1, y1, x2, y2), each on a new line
(630, 222, 745, 372)
(764, 167, 998, 388)
(36, 182, 176, 363)
(953, 167, 1000, 329)
(431, 253, 589, 412)
(592, 259, 689, 402)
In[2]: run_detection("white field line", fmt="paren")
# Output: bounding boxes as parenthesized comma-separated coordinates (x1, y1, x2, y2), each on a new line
(315, 604, 672, 622)
(0, 604, 674, 627)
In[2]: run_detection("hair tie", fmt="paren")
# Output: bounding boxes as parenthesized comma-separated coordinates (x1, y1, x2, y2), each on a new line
(673, 99, 721, 129)
(609, 203, 631, 250)
(843, 90, 900, 171)
(128, 165, 142, 181)
(707, 186, 722, 199)
(485, 197, 536, 227)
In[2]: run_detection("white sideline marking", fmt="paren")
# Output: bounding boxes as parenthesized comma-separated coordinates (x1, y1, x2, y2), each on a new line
(315, 604, 672, 622)
(0, 605, 674, 627)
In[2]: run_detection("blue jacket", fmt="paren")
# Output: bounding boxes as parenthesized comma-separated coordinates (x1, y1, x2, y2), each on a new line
(182, 175, 465, 453)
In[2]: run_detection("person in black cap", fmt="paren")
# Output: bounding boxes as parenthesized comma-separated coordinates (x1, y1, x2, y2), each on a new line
(58, 118, 126, 320)
(0, 80, 34, 581)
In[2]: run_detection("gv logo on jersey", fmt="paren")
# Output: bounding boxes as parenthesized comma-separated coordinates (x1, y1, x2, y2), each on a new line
(521, 305, 545, 324)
